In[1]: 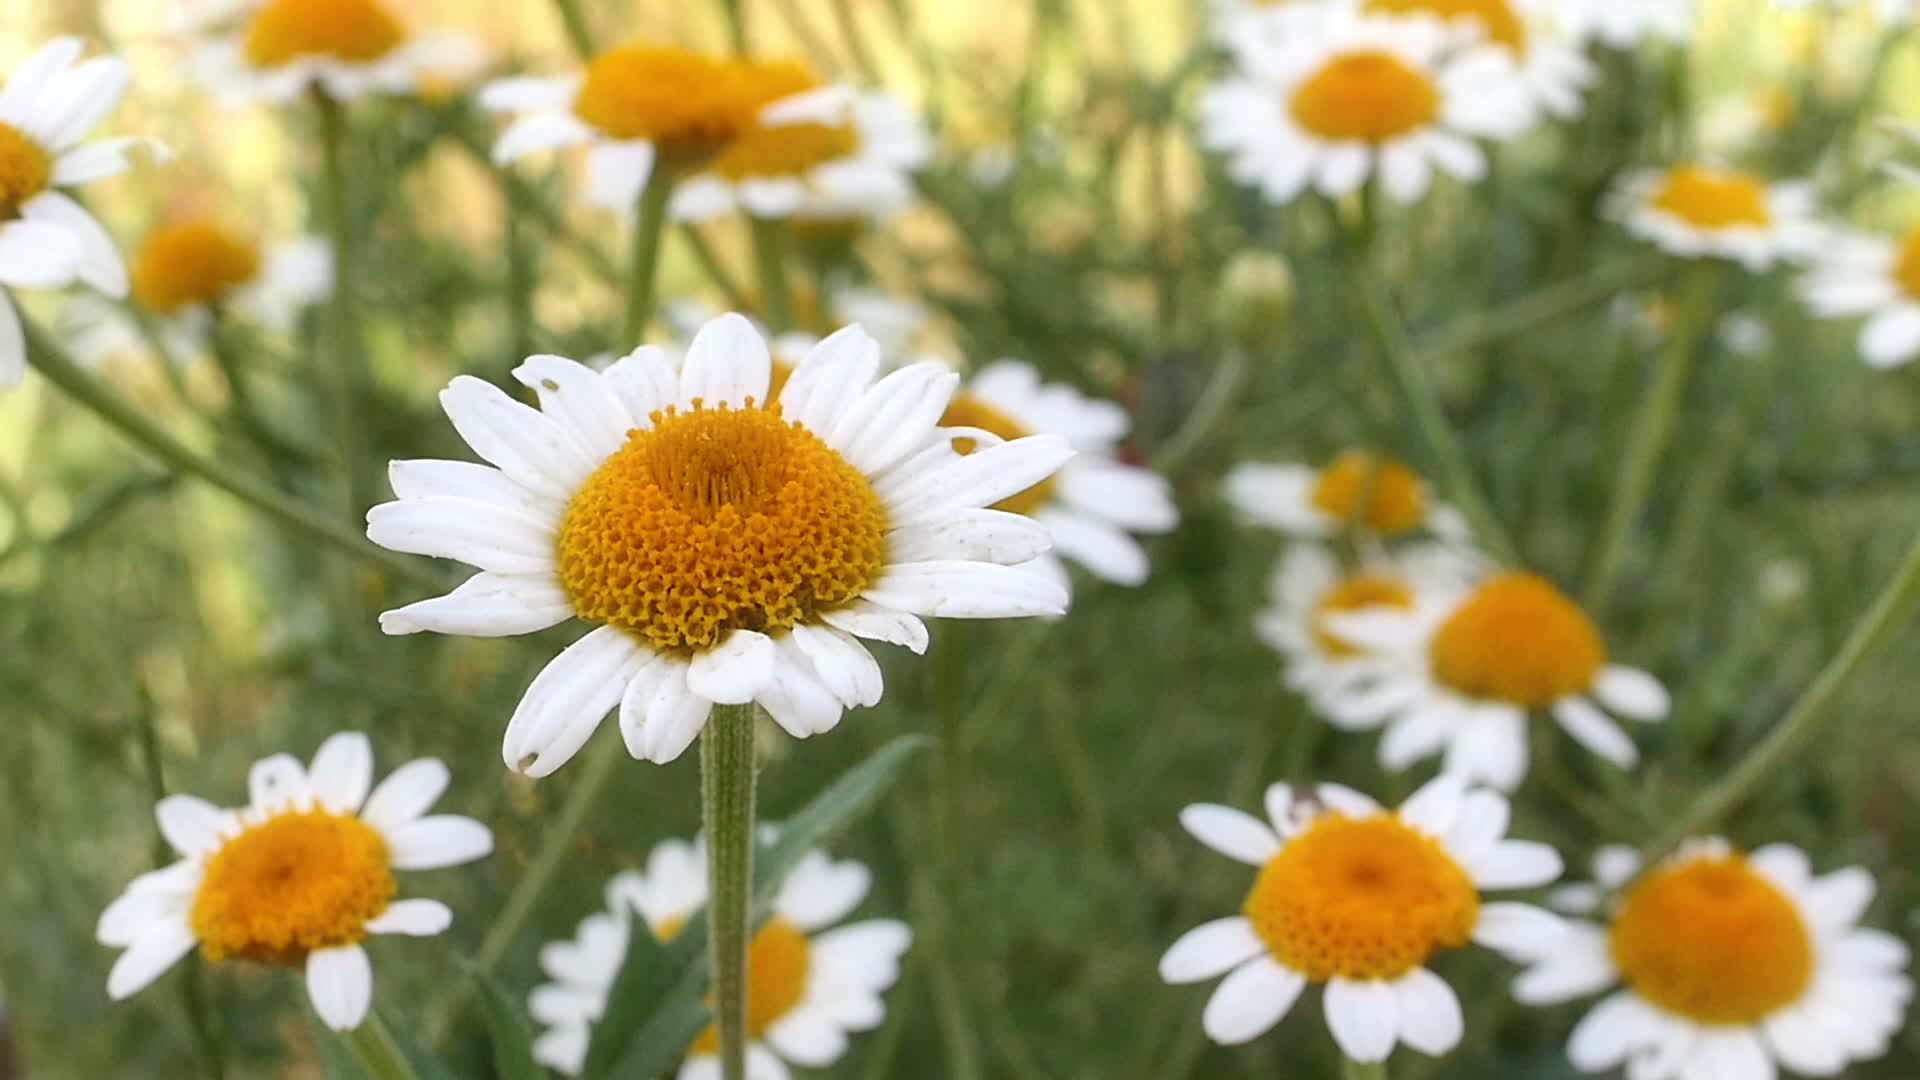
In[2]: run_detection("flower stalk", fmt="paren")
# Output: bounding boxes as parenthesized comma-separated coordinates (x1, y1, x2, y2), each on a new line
(703, 703, 760, 1080)
(314, 90, 369, 517)
(1342, 1057, 1387, 1080)
(623, 175, 678, 347)
(748, 216, 796, 332)
(340, 1013, 421, 1080)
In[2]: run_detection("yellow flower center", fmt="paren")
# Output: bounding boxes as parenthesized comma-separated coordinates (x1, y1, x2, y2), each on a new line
(1429, 572, 1606, 708)
(712, 121, 861, 181)
(1290, 51, 1440, 142)
(189, 809, 395, 966)
(243, 0, 407, 69)
(657, 914, 813, 1052)
(1892, 224, 1920, 302)
(573, 46, 812, 159)
(0, 121, 51, 221)
(555, 403, 888, 655)
(1648, 166, 1773, 230)
(939, 393, 1058, 516)
(131, 221, 263, 314)
(1313, 573, 1415, 657)
(1609, 854, 1814, 1025)
(1244, 812, 1480, 981)
(1309, 451, 1427, 535)
(1366, 0, 1527, 51)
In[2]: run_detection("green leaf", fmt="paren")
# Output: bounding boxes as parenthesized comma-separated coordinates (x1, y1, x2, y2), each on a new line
(581, 734, 929, 1079)
(468, 966, 545, 1080)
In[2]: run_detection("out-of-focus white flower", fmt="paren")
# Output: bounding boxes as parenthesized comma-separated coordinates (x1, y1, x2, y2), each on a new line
(186, 0, 485, 105)
(1556, 0, 1696, 47)
(1609, 164, 1824, 272)
(1225, 450, 1469, 542)
(1798, 222, 1920, 368)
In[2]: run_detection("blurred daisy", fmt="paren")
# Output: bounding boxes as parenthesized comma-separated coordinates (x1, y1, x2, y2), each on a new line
(1211, 0, 1341, 44)
(1325, 571, 1670, 789)
(830, 288, 933, 360)
(367, 315, 1072, 776)
(129, 219, 331, 340)
(96, 732, 492, 1031)
(941, 361, 1177, 590)
(1557, 0, 1695, 47)
(1161, 775, 1565, 1062)
(187, 0, 484, 105)
(0, 37, 154, 389)
(1200, 9, 1531, 205)
(1224, 450, 1466, 542)
(530, 837, 912, 1078)
(1701, 86, 1798, 158)
(60, 293, 198, 371)
(1514, 840, 1913, 1079)
(1609, 164, 1823, 271)
(1798, 223, 1920, 368)
(1362, 0, 1594, 121)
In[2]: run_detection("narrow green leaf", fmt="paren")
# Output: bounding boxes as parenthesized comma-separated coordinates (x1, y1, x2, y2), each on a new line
(468, 967, 545, 1080)
(579, 910, 684, 1080)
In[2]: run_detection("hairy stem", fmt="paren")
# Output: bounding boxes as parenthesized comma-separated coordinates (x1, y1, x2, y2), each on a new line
(703, 704, 759, 1080)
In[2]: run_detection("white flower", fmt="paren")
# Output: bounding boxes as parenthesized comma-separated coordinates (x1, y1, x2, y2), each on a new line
(59, 293, 199, 371)
(1161, 775, 1565, 1062)
(1798, 222, 1920, 368)
(1609, 164, 1825, 272)
(1224, 451, 1468, 542)
(530, 838, 911, 1078)
(1323, 571, 1670, 790)
(187, 0, 485, 106)
(96, 732, 493, 1031)
(1365, 0, 1593, 122)
(1200, 9, 1532, 205)
(1514, 841, 1913, 1080)
(366, 315, 1073, 776)
(0, 37, 158, 389)
(1556, 0, 1695, 47)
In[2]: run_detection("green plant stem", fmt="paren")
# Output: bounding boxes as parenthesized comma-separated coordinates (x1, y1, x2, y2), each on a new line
(340, 1013, 421, 1080)
(623, 177, 677, 347)
(680, 224, 751, 310)
(1152, 346, 1246, 475)
(1421, 258, 1658, 359)
(21, 318, 441, 592)
(1584, 265, 1715, 611)
(703, 704, 759, 1080)
(1343, 1058, 1387, 1080)
(1641, 521, 1920, 866)
(748, 217, 795, 332)
(314, 91, 369, 517)
(550, 0, 595, 59)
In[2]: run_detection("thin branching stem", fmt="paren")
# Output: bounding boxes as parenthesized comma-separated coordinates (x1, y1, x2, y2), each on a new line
(703, 704, 759, 1080)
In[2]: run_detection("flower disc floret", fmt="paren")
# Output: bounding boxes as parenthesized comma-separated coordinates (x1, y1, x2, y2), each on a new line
(941, 393, 1059, 516)
(244, 0, 407, 68)
(573, 47, 812, 150)
(1313, 574, 1415, 657)
(1649, 166, 1772, 230)
(189, 809, 395, 966)
(0, 121, 50, 220)
(714, 122, 861, 181)
(555, 403, 888, 654)
(1429, 572, 1605, 708)
(131, 221, 263, 313)
(1608, 854, 1814, 1024)
(1290, 51, 1441, 142)
(1310, 451, 1427, 534)
(1244, 813, 1479, 981)
(1367, 0, 1527, 51)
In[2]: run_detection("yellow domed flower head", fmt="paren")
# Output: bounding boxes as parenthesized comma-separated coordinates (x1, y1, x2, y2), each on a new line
(131, 220, 262, 314)
(366, 315, 1074, 776)
(1161, 776, 1565, 1062)
(1225, 450, 1466, 541)
(189, 0, 485, 105)
(1610, 163, 1822, 271)
(1514, 840, 1913, 1079)
(96, 733, 493, 1031)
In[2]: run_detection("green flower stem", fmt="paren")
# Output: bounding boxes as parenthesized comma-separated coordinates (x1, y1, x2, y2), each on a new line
(1151, 346, 1246, 476)
(1641, 521, 1920, 866)
(314, 90, 369, 518)
(680, 224, 752, 310)
(340, 1013, 421, 1080)
(1583, 264, 1715, 611)
(703, 704, 760, 1080)
(623, 176, 677, 348)
(550, 0, 595, 60)
(1343, 1058, 1387, 1080)
(748, 216, 795, 332)
(1421, 258, 1657, 359)
(21, 318, 441, 592)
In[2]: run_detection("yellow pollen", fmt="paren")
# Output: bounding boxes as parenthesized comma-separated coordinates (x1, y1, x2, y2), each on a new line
(1891, 224, 1920, 302)
(940, 393, 1058, 516)
(1609, 854, 1814, 1025)
(131, 221, 263, 314)
(712, 121, 860, 181)
(1366, 0, 1527, 51)
(1244, 813, 1480, 981)
(1429, 572, 1605, 708)
(1649, 166, 1773, 230)
(656, 915, 813, 1052)
(243, 0, 406, 69)
(1313, 573, 1415, 657)
(574, 46, 813, 155)
(1310, 451, 1427, 535)
(556, 403, 888, 655)
(190, 809, 395, 966)
(1290, 51, 1440, 142)
(0, 121, 51, 221)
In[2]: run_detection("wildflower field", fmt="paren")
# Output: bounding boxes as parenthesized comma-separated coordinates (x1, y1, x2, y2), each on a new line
(3, 0, 1920, 1077)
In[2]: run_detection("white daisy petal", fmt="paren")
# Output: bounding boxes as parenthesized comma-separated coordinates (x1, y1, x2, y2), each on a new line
(1159, 917, 1265, 984)
(1392, 968, 1464, 1056)
(1554, 697, 1640, 768)
(385, 459, 562, 520)
(379, 571, 574, 638)
(1397, 773, 1467, 836)
(861, 560, 1067, 618)
(637, 668, 714, 762)
(359, 758, 451, 834)
(585, 140, 656, 212)
(0, 219, 81, 287)
(781, 326, 883, 436)
(821, 600, 930, 654)
(386, 815, 494, 870)
(889, 509, 1053, 566)
(513, 354, 635, 460)
(155, 794, 229, 857)
(1568, 992, 1652, 1071)
(774, 856, 871, 931)
(492, 111, 594, 165)
(757, 641, 845, 738)
(1202, 957, 1306, 1045)
(248, 753, 310, 814)
(1179, 804, 1282, 865)
(502, 625, 647, 777)
(686, 629, 777, 705)
(436, 375, 597, 500)
(884, 436, 1075, 525)
(1057, 464, 1178, 533)
(106, 918, 197, 1000)
(828, 364, 959, 474)
(680, 313, 771, 410)
(0, 290, 22, 389)
(1512, 926, 1616, 1004)
(1592, 665, 1670, 721)
(364, 898, 454, 937)
(1471, 902, 1566, 959)
(1324, 977, 1398, 1064)
(306, 945, 374, 1031)
(307, 732, 374, 814)
(764, 1012, 848, 1067)
(1036, 509, 1150, 586)
(1468, 840, 1563, 890)
(788, 624, 883, 708)
(20, 192, 125, 297)
(601, 345, 680, 422)
(365, 499, 555, 576)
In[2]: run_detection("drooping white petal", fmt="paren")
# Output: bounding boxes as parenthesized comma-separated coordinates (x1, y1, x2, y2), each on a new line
(364, 898, 454, 937)
(821, 600, 930, 654)
(0, 219, 80, 287)
(501, 625, 648, 776)
(307, 732, 374, 814)
(585, 139, 656, 212)
(106, 918, 197, 999)
(757, 639, 846, 738)
(379, 571, 574, 638)
(1554, 696, 1640, 768)
(1201, 957, 1306, 1045)
(1159, 917, 1265, 984)
(1392, 968, 1464, 1056)
(686, 629, 777, 705)
(1324, 977, 1399, 1063)
(1592, 665, 1670, 721)
(306, 945, 374, 1031)
(634, 664, 713, 763)
(359, 758, 451, 834)
(787, 624, 883, 708)
(21, 192, 125, 297)
(492, 111, 594, 165)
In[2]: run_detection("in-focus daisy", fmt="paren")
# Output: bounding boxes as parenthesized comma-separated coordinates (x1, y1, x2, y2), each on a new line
(96, 732, 493, 1030)
(186, 0, 485, 105)
(1556, 0, 1695, 47)
(129, 219, 331, 343)
(367, 315, 1072, 776)
(1324, 571, 1670, 789)
(940, 361, 1177, 590)
(1160, 775, 1565, 1062)
(1514, 840, 1913, 1079)
(530, 836, 911, 1078)
(1798, 222, 1920, 368)
(0, 37, 155, 388)
(1224, 450, 1467, 542)
(1200, 9, 1531, 205)
(1363, 0, 1594, 121)
(1608, 164, 1823, 271)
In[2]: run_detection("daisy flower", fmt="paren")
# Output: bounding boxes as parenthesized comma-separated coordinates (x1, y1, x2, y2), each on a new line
(939, 361, 1177, 590)
(1160, 775, 1565, 1063)
(530, 836, 911, 1078)
(366, 315, 1073, 776)
(1798, 222, 1920, 368)
(1200, 9, 1532, 205)
(1224, 450, 1467, 542)
(1514, 840, 1913, 1079)
(129, 219, 331, 342)
(96, 732, 493, 1031)
(1608, 164, 1824, 272)
(1323, 570, 1670, 789)
(0, 37, 155, 389)
(1362, 0, 1594, 121)
(186, 0, 485, 106)
(1556, 0, 1696, 47)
